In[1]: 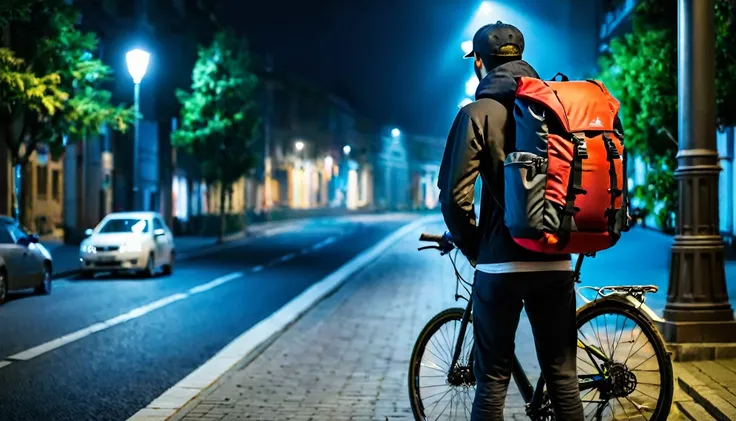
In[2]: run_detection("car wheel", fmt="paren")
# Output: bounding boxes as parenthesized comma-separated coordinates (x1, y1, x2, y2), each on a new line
(0, 268, 7, 305)
(143, 253, 155, 278)
(162, 251, 174, 275)
(34, 263, 52, 295)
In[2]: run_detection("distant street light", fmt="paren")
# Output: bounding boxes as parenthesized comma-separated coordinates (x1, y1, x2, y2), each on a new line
(343, 145, 351, 155)
(324, 155, 333, 168)
(478, 1, 492, 15)
(295, 141, 304, 151)
(126, 48, 150, 211)
(391, 128, 401, 137)
(461, 40, 473, 55)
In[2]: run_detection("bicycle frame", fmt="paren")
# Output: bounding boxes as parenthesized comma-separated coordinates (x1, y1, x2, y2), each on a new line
(444, 252, 662, 417)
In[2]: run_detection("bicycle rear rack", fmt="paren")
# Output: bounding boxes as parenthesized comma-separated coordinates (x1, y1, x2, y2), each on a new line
(576, 285, 663, 323)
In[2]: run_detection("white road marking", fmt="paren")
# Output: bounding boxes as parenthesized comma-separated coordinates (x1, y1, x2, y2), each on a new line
(279, 253, 296, 262)
(251, 265, 264, 272)
(311, 236, 338, 250)
(0, 361, 11, 369)
(188, 273, 243, 295)
(129, 214, 443, 421)
(2, 272, 241, 365)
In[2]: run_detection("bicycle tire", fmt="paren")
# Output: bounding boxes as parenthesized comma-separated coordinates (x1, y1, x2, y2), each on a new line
(539, 298, 674, 421)
(408, 308, 474, 421)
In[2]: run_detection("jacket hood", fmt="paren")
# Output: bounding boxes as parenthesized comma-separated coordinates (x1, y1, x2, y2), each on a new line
(474, 59, 539, 102)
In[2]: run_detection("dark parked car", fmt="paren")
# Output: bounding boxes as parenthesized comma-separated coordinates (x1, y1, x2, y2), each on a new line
(0, 216, 53, 304)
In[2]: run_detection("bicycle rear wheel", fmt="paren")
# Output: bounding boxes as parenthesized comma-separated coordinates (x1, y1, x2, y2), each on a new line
(409, 308, 476, 421)
(538, 298, 673, 421)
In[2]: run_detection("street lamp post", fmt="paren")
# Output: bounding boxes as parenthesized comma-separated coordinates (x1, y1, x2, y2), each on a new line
(126, 48, 150, 211)
(660, 0, 736, 351)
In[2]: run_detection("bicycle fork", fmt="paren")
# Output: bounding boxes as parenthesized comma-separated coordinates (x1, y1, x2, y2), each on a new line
(449, 296, 475, 382)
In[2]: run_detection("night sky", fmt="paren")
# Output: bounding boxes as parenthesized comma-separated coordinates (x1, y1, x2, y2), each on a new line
(221, 1, 600, 138)
(221, 0, 480, 137)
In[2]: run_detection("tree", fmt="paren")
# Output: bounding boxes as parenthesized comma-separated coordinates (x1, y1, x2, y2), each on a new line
(597, 0, 736, 232)
(173, 30, 261, 242)
(0, 0, 134, 226)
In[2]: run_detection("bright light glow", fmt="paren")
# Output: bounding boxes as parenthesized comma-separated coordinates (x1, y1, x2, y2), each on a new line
(458, 98, 473, 108)
(131, 220, 147, 234)
(479, 1, 492, 15)
(324, 155, 333, 171)
(80, 244, 96, 254)
(391, 128, 401, 137)
(295, 141, 304, 151)
(461, 40, 473, 55)
(126, 48, 150, 84)
(343, 145, 351, 155)
(465, 76, 479, 96)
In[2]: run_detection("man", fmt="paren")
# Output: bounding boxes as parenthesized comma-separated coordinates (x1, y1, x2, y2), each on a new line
(437, 22, 584, 420)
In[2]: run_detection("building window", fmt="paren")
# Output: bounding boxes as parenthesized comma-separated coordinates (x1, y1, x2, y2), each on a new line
(51, 170, 60, 201)
(37, 165, 48, 200)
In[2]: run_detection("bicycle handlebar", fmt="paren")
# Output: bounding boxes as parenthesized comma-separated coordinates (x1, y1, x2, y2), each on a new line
(419, 233, 445, 243)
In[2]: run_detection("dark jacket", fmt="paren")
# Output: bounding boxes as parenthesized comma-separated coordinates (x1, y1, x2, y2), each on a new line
(437, 59, 570, 265)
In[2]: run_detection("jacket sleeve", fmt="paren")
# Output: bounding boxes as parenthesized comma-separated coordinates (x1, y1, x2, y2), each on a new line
(437, 109, 483, 261)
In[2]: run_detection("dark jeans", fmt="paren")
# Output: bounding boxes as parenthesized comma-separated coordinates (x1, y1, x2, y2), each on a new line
(470, 270, 584, 421)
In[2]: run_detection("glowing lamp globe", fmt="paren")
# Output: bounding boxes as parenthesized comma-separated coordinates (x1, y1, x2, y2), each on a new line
(126, 49, 150, 84)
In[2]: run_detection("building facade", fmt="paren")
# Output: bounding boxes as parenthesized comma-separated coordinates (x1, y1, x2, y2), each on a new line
(58, 0, 212, 242)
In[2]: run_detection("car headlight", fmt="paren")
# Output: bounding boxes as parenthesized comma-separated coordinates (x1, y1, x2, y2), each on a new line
(120, 242, 143, 253)
(80, 244, 96, 254)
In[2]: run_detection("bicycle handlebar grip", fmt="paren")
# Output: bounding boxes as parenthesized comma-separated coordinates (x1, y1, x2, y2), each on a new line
(419, 233, 444, 243)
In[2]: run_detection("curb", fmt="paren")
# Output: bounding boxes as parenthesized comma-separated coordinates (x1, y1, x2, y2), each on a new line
(50, 221, 300, 280)
(128, 213, 444, 421)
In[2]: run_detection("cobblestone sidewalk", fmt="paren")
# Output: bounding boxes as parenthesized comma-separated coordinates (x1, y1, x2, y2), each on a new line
(173, 220, 540, 421)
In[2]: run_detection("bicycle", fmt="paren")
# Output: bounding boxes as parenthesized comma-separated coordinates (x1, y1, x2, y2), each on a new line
(408, 232, 674, 421)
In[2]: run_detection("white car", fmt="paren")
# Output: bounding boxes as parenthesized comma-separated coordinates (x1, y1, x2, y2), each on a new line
(79, 211, 175, 278)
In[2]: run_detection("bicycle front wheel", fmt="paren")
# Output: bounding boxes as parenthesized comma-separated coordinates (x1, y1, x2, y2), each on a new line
(572, 298, 673, 421)
(409, 308, 476, 421)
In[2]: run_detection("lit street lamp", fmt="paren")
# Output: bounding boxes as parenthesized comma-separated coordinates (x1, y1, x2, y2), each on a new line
(126, 48, 150, 210)
(391, 128, 401, 137)
(295, 141, 304, 151)
(343, 145, 351, 155)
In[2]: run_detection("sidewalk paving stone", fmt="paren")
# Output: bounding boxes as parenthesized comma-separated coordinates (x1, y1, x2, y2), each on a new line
(167, 219, 736, 421)
(173, 220, 536, 421)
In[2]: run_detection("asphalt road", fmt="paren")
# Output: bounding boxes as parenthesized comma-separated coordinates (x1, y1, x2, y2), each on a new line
(0, 213, 416, 421)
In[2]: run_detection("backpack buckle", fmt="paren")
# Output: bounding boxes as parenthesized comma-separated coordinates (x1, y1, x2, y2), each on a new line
(603, 134, 620, 159)
(572, 135, 588, 159)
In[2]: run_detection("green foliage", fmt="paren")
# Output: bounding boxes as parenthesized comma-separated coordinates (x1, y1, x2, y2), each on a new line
(0, 48, 67, 118)
(0, 0, 135, 165)
(0, 0, 39, 27)
(598, 0, 736, 231)
(173, 30, 261, 187)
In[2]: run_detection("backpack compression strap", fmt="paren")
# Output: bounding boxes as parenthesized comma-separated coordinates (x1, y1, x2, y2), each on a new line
(557, 133, 588, 250)
(603, 133, 623, 242)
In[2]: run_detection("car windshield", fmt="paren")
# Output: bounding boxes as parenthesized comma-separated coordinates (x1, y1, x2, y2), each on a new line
(98, 218, 149, 234)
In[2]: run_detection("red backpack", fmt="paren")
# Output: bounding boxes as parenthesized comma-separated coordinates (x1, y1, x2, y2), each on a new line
(503, 73, 628, 254)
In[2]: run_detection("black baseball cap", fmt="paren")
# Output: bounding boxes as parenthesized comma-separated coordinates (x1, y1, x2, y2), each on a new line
(464, 21, 525, 59)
